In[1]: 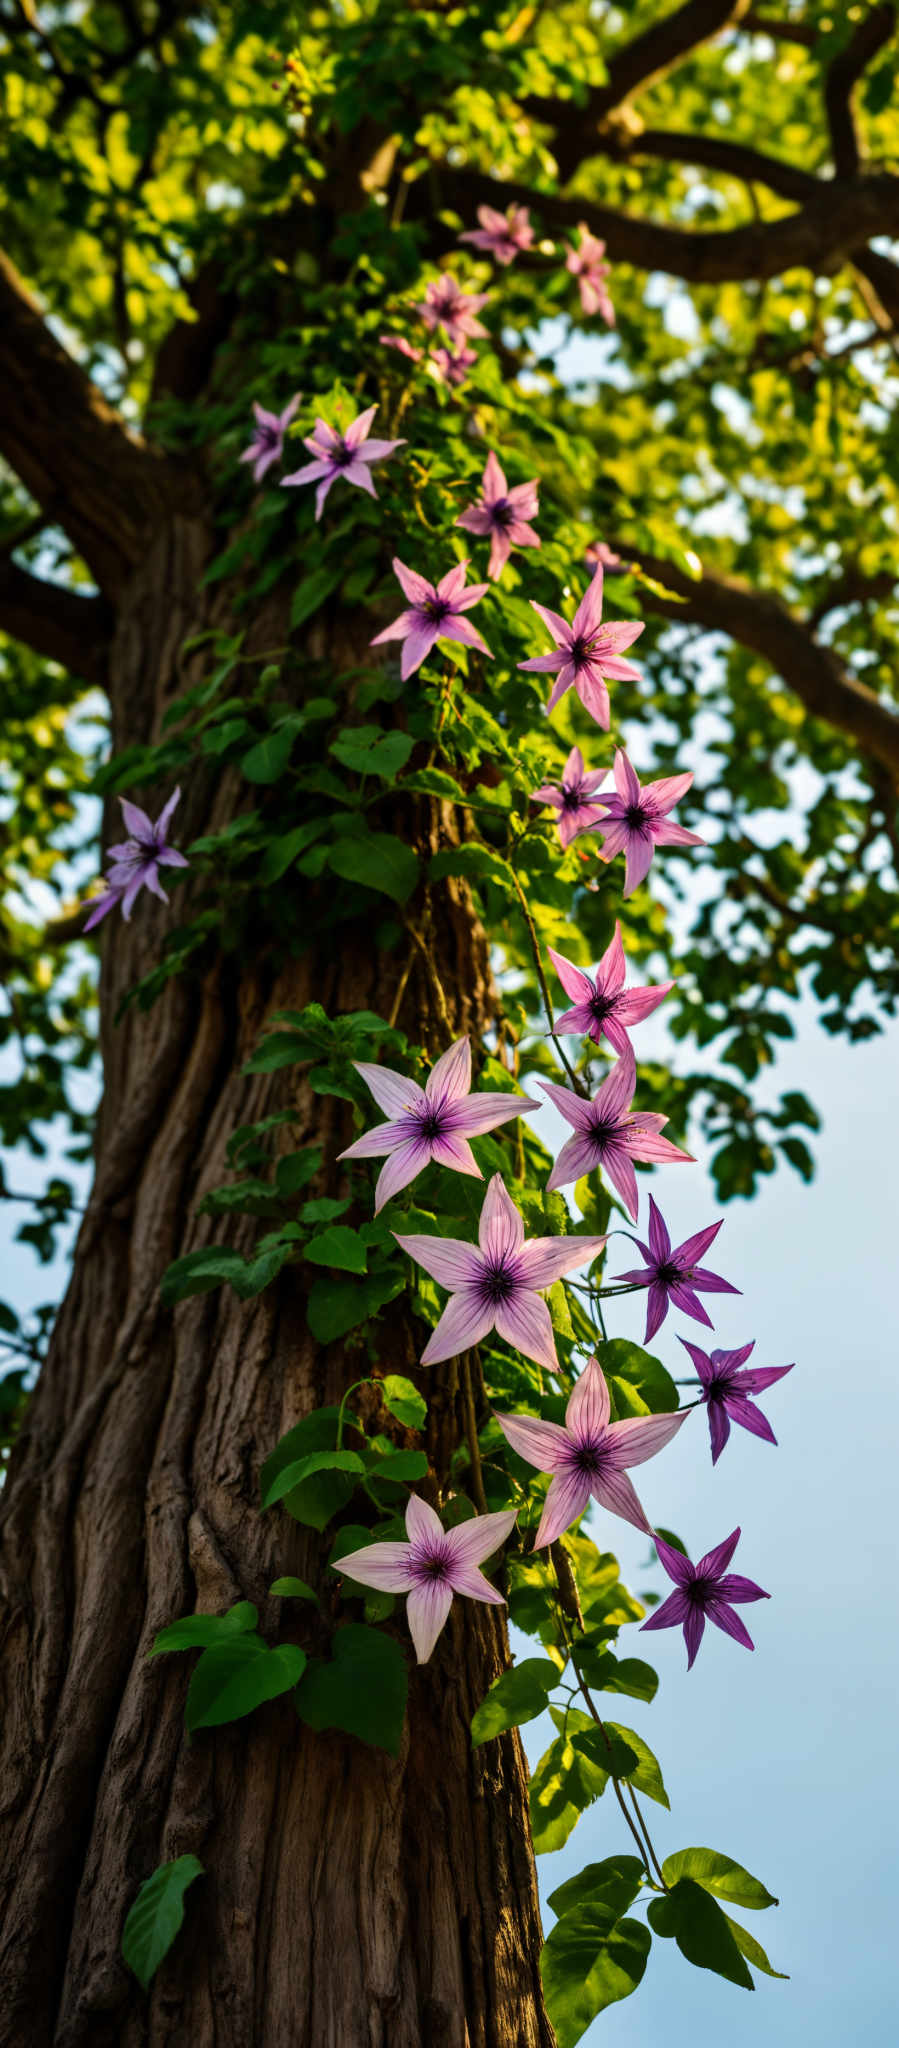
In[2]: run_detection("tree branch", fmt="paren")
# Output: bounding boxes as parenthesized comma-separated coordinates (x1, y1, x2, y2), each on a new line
(616, 545, 899, 777)
(606, 125, 818, 204)
(824, 4, 895, 179)
(0, 560, 111, 686)
(0, 250, 194, 600)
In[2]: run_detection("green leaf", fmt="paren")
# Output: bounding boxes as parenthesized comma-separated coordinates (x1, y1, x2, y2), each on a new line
(304, 1225, 368, 1274)
(575, 1643, 659, 1703)
(329, 726, 413, 778)
(270, 1577, 320, 1604)
(306, 1270, 405, 1343)
(601, 1338, 679, 1415)
(241, 726, 297, 784)
(547, 1855, 645, 1923)
(723, 1913, 789, 1980)
(429, 844, 513, 889)
(541, 1911, 651, 2048)
(604, 1722, 670, 1808)
(647, 1879, 754, 1990)
(149, 1601, 258, 1657)
(121, 1855, 205, 1990)
(329, 832, 420, 904)
(290, 564, 341, 629)
(571, 1725, 639, 1782)
(160, 1247, 247, 1306)
(661, 1847, 777, 1911)
(370, 1448, 428, 1483)
(471, 1656, 559, 1745)
(296, 1623, 408, 1756)
(261, 1448, 365, 1510)
(259, 820, 330, 884)
(380, 1374, 427, 1429)
(529, 1721, 610, 1854)
(276, 1150, 323, 1196)
(185, 1638, 306, 1731)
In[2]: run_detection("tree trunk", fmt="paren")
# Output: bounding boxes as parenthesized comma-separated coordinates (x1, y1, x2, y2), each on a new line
(0, 513, 555, 2048)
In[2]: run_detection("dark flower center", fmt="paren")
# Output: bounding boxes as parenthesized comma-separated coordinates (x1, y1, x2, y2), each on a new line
(561, 784, 583, 810)
(588, 1116, 616, 1150)
(423, 596, 452, 623)
(259, 423, 278, 447)
(589, 992, 614, 1022)
(420, 1110, 445, 1141)
(482, 1260, 517, 1305)
(490, 500, 513, 528)
(417, 1551, 449, 1581)
(572, 1441, 605, 1476)
(331, 441, 354, 467)
(625, 803, 648, 829)
(687, 1575, 713, 1606)
(655, 1261, 682, 1285)
(569, 634, 594, 668)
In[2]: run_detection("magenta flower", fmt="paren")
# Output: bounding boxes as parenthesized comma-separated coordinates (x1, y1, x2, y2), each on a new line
(429, 343, 478, 387)
(414, 275, 490, 345)
(566, 225, 615, 323)
(394, 1174, 607, 1371)
(592, 750, 706, 897)
(370, 557, 492, 680)
(456, 452, 540, 582)
(338, 1035, 537, 1213)
(584, 540, 625, 575)
(641, 1528, 770, 1670)
(613, 1195, 739, 1343)
(380, 334, 423, 364)
(680, 1337, 794, 1465)
(281, 404, 404, 520)
(495, 1353, 687, 1547)
(532, 744, 609, 849)
(541, 1051, 693, 1221)
(336, 1494, 518, 1664)
(519, 564, 644, 728)
(548, 925, 674, 1058)
(83, 788, 188, 931)
(458, 204, 534, 266)
(239, 395, 301, 482)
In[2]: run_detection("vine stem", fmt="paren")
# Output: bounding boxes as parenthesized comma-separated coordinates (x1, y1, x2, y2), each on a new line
(402, 916, 453, 1038)
(506, 866, 588, 1097)
(460, 1354, 488, 1514)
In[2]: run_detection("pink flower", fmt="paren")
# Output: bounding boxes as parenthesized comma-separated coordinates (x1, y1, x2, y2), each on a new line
(532, 743, 610, 850)
(394, 1174, 607, 1371)
(414, 275, 490, 345)
(548, 923, 674, 1056)
(566, 225, 615, 323)
(429, 343, 478, 387)
(281, 404, 405, 520)
(336, 1494, 518, 1663)
(239, 395, 301, 482)
(584, 540, 625, 574)
(592, 750, 706, 897)
(338, 1035, 537, 1212)
(456, 451, 540, 581)
(519, 564, 644, 728)
(495, 1354, 687, 1547)
(370, 557, 492, 680)
(541, 1049, 693, 1220)
(458, 204, 534, 266)
(614, 1195, 739, 1344)
(380, 334, 423, 363)
(641, 1528, 769, 1669)
(83, 788, 188, 930)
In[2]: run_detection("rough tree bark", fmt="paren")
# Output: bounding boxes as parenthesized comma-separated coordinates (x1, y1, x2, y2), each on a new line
(0, 509, 555, 2048)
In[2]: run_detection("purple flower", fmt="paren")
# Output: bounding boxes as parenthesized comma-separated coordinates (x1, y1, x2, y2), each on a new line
(414, 275, 490, 345)
(641, 1528, 770, 1669)
(338, 1035, 538, 1213)
(566, 225, 615, 323)
(495, 1353, 687, 1547)
(519, 564, 644, 729)
(458, 204, 534, 266)
(380, 334, 423, 364)
(541, 1050, 693, 1221)
(370, 557, 492, 680)
(548, 925, 674, 1058)
(281, 404, 405, 520)
(83, 788, 188, 931)
(584, 540, 625, 574)
(429, 344, 478, 387)
(680, 1337, 794, 1465)
(336, 1493, 518, 1663)
(592, 749, 706, 898)
(394, 1173, 607, 1371)
(239, 395, 301, 482)
(456, 451, 540, 582)
(532, 744, 609, 849)
(613, 1195, 739, 1343)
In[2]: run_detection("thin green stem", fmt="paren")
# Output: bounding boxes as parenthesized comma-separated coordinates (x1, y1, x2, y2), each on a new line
(507, 866, 587, 1096)
(336, 1377, 373, 1450)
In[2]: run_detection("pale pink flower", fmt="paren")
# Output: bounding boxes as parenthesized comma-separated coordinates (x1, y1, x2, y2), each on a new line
(519, 564, 644, 728)
(532, 744, 610, 849)
(548, 923, 674, 1056)
(592, 750, 706, 897)
(541, 1048, 693, 1221)
(566, 225, 615, 323)
(414, 275, 490, 345)
(281, 404, 404, 519)
(456, 451, 540, 581)
(239, 395, 301, 482)
(336, 1494, 518, 1663)
(458, 204, 534, 266)
(495, 1354, 687, 1546)
(370, 557, 492, 679)
(338, 1035, 537, 1213)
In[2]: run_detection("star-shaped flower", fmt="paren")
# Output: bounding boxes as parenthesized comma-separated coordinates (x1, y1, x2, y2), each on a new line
(370, 557, 492, 679)
(532, 744, 610, 849)
(584, 540, 625, 574)
(458, 204, 534, 265)
(336, 1494, 518, 1663)
(680, 1337, 794, 1464)
(641, 1528, 770, 1669)
(456, 451, 540, 582)
(83, 788, 188, 930)
(394, 1174, 607, 1370)
(566, 225, 615, 323)
(495, 1354, 688, 1547)
(414, 274, 490, 345)
(592, 749, 705, 897)
(338, 1036, 537, 1213)
(519, 564, 644, 728)
(239, 394, 301, 482)
(429, 343, 478, 387)
(541, 1050, 693, 1221)
(281, 405, 405, 520)
(548, 924, 674, 1057)
(613, 1195, 739, 1342)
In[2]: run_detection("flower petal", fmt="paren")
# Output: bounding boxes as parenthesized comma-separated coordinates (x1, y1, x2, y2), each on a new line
(393, 1234, 483, 1290)
(640, 1588, 688, 1632)
(534, 1468, 592, 1548)
(547, 947, 594, 1005)
(406, 1493, 445, 1547)
(420, 1290, 495, 1365)
(697, 1527, 742, 1580)
(517, 1235, 608, 1288)
(591, 1466, 652, 1534)
(427, 1131, 482, 1179)
(406, 1580, 454, 1663)
(478, 1174, 524, 1262)
(445, 1505, 518, 1573)
(565, 1354, 610, 1440)
(426, 1036, 471, 1106)
(605, 1408, 688, 1468)
(494, 1411, 570, 1473)
(336, 1540, 415, 1593)
(373, 1139, 433, 1211)
(353, 1061, 426, 1119)
(494, 1289, 559, 1371)
(653, 1535, 693, 1589)
(392, 557, 434, 605)
(705, 1601, 755, 1653)
(450, 1091, 537, 1137)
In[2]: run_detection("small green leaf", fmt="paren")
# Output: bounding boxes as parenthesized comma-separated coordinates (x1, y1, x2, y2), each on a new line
(270, 1577, 320, 1604)
(296, 1623, 408, 1756)
(259, 820, 330, 884)
(529, 1724, 610, 1854)
(380, 1374, 427, 1429)
(471, 1656, 559, 1745)
(330, 727, 413, 779)
(290, 564, 341, 629)
(370, 1448, 429, 1483)
(541, 1910, 651, 2048)
(241, 726, 297, 784)
(547, 1855, 645, 1923)
(304, 1225, 368, 1274)
(575, 1643, 659, 1703)
(185, 1638, 306, 1732)
(150, 1601, 258, 1657)
(661, 1847, 777, 1911)
(160, 1247, 247, 1306)
(329, 832, 420, 905)
(121, 1855, 205, 1990)
(647, 1879, 754, 1990)
(723, 1913, 789, 1980)
(261, 1448, 365, 1511)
